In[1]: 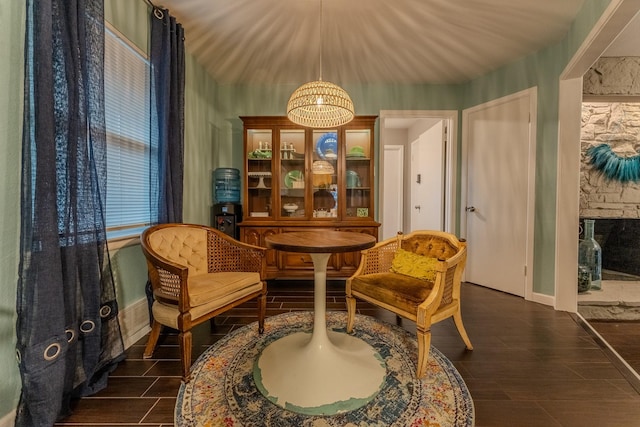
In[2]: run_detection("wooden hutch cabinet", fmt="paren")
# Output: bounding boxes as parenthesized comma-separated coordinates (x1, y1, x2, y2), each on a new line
(238, 116, 380, 279)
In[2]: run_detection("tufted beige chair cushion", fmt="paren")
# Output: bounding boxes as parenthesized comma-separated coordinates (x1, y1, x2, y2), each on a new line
(148, 227, 208, 275)
(188, 272, 261, 306)
(152, 273, 263, 329)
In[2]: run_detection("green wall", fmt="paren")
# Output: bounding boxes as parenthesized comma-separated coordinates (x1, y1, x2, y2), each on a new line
(0, 0, 613, 421)
(0, 0, 25, 419)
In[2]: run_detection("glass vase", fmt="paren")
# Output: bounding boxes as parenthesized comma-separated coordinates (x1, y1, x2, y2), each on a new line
(577, 265, 591, 293)
(578, 219, 602, 291)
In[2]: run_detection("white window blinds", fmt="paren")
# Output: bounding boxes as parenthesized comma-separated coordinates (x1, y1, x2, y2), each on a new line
(104, 25, 151, 237)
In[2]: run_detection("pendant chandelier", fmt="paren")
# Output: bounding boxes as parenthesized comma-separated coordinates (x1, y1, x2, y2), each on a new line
(287, 0, 354, 128)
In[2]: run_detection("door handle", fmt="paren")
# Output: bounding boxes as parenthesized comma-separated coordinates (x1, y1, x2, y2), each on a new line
(465, 206, 476, 212)
(414, 205, 421, 212)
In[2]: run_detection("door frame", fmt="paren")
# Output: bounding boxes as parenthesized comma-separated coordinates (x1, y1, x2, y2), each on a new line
(409, 121, 445, 231)
(381, 145, 404, 240)
(379, 110, 458, 236)
(460, 88, 537, 301)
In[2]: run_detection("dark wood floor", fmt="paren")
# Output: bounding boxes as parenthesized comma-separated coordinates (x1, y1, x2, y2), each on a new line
(55, 281, 640, 427)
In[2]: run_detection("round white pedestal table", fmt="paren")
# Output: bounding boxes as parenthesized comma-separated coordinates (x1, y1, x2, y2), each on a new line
(255, 231, 385, 415)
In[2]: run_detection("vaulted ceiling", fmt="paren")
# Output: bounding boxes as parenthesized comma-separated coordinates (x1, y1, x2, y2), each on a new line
(155, 0, 588, 86)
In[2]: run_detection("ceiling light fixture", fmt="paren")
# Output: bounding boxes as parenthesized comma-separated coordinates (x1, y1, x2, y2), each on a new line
(286, 0, 354, 128)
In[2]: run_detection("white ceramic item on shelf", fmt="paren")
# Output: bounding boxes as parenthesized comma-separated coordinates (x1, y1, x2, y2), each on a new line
(283, 203, 298, 215)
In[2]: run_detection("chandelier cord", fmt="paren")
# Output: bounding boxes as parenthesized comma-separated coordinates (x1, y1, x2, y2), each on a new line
(319, 0, 323, 81)
(286, 0, 354, 128)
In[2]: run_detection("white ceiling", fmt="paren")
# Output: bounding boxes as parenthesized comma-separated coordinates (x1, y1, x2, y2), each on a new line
(156, 0, 588, 86)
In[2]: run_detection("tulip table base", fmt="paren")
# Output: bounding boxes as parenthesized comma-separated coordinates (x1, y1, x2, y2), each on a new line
(253, 253, 386, 416)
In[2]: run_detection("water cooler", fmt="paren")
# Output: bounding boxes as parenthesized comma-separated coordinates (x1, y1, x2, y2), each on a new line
(212, 168, 242, 239)
(212, 202, 242, 239)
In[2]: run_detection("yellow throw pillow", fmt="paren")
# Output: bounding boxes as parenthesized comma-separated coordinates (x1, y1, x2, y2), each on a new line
(390, 249, 439, 281)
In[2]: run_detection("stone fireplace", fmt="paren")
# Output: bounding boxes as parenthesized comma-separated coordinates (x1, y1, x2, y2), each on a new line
(579, 96, 640, 319)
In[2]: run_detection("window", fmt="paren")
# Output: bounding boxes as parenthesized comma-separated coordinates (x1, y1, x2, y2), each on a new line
(104, 24, 151, 239)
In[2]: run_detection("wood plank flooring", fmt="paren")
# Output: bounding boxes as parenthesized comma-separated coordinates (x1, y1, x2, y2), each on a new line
(54, 281, 640, 427)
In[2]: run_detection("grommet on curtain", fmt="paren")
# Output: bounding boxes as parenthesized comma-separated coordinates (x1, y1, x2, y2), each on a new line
(43, 343, 61, 361)
(65, 328, 75, 343)
(16, 349, 21, 364)
(80, 320, 96, 334)
(153, 7, 164, 20)
(100, 304, 112, 318)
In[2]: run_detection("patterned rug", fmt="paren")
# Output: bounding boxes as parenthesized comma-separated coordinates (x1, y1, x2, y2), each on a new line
(175, 311, 474, 426)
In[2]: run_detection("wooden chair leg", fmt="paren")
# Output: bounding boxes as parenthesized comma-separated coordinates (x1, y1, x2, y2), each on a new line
(179, 330, 192, 382)
(257, 292, 266, 334)
(416, 327, 432, 379)
(346, 295, 356, 333)
(453, 309, 474, 350)
(143, 320, 162, 359)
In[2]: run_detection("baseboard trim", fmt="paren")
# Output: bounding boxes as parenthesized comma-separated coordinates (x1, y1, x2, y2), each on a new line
(530, 291, 555, 307)
(119, 297, 151, 349)
(0, 410, 15, 427)
(575, 312, 640, 394)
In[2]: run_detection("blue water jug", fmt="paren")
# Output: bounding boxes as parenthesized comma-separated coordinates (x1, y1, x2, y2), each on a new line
(213, 168, 240, 203)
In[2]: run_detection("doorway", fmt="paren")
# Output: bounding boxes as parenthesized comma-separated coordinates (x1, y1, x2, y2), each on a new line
(557, 0, 640, 311)
(557, 0, 640, 385)
(379, 110, 457, 239)
(410, 121, 445, 231)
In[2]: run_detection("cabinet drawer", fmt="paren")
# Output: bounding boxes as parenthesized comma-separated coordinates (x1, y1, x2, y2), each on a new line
(281, 252, 338, 271)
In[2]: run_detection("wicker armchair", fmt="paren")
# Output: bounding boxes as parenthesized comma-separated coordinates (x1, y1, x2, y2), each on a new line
(346, 230, 472, 378)
(140, 223, 267, 382)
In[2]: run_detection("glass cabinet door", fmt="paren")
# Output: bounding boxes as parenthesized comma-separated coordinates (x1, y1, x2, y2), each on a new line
(345, 128, 372, 218)
(279, 129, 306, 218)
(312, 130, 338, 218)
(246, 128, 273, 218)
(242, 116, 376, 224)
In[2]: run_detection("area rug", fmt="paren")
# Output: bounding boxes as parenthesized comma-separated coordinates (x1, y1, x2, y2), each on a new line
(175, 311, 474, 426)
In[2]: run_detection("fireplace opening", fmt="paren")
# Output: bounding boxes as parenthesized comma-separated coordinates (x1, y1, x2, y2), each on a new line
(580, 218, 640, 281)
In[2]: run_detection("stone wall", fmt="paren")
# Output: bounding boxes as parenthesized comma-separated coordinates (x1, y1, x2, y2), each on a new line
(581, 56, 640, 218)
(581, 102, 640, 278)
(580, 103, 640, 218)
(584, 57, 640, 96)
(581, 58, 640, 312)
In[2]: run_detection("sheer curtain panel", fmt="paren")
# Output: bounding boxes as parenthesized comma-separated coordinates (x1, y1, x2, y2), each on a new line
(16, 1, 125, 425)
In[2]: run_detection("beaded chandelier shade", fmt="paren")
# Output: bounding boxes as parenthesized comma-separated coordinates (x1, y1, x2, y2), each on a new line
(286, 0, 354, 128)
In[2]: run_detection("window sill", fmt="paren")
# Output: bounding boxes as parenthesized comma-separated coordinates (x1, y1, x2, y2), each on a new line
(106, 226, 146, 251)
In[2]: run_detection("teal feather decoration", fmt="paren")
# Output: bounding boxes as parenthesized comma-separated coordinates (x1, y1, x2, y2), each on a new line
(587, 144, 640, 183)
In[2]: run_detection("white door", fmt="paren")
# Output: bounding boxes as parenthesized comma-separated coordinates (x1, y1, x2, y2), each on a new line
(462, 89, 536, 297)
(410, 121, 444, 231)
